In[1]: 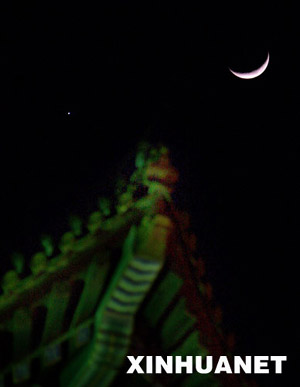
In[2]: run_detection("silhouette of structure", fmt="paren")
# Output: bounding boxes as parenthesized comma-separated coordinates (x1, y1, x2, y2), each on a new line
(0, 144, 253, 386)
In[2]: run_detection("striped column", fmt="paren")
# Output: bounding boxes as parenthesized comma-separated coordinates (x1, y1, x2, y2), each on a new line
(64, 214, 172, 387)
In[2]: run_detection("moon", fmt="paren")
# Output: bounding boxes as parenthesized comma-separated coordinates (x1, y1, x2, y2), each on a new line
(229, 52, 269, 79)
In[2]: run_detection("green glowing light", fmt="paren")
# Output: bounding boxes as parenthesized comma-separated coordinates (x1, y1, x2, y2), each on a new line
(98, 197, 111, 217)
(11, 252, 25, 274)
(30, 252, 47, 275)
(41, 234, 54, 257)
(69, 215, 82, 236)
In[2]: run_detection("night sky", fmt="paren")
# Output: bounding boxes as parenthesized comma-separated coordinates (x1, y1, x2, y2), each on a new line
(0, 2, 297, 386)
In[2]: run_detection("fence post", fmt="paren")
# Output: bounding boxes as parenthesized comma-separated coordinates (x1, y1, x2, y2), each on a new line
(41, 281, 71, 367)
(68, 253, 110, 354)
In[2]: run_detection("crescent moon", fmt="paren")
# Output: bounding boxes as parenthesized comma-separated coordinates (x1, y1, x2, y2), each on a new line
(229, 52, 269, 79)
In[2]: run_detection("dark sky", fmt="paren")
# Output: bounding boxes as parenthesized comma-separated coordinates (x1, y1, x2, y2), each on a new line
(0, 2, 297, 386)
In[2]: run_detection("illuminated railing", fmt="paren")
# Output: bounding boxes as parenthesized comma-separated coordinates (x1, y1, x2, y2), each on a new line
(0, 145, 244, 386)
